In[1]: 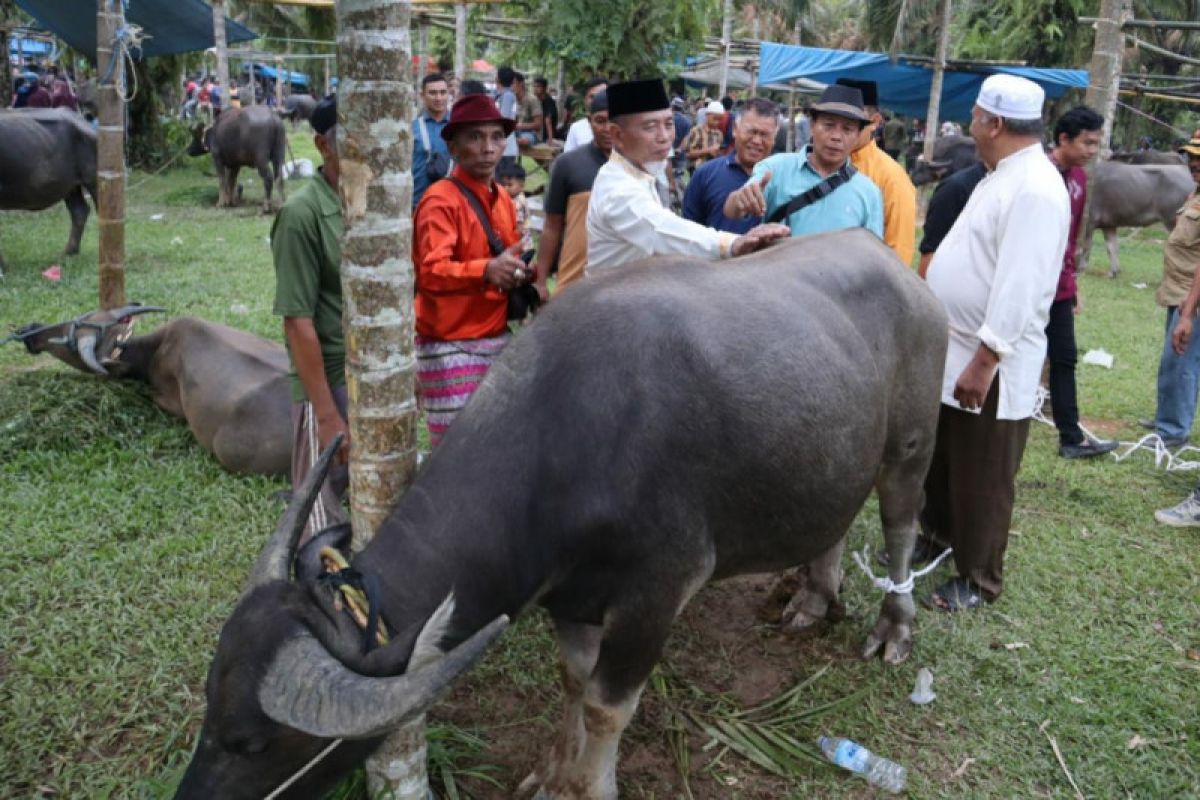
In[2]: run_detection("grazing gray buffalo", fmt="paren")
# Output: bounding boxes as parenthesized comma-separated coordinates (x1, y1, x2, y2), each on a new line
(174, 230, 948, 800)
(7, 306, 292, 476)
(280, 93, 317, 125)
(188, 106, 287, 213)
(0, 108, 96, 271)
(1080, 161, 1193, 276)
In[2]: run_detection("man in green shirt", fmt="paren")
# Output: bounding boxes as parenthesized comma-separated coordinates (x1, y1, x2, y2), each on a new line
(271, 95, 347, 544)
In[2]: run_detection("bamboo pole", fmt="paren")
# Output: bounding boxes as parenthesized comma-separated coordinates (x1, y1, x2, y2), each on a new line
(334, 0, 424, 797)
(96, 0, 125, 309)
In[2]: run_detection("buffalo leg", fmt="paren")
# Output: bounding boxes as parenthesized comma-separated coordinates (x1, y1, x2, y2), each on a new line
(1104, 228, 1120, 278)
(1077, 219, 1095, 273)
(227, 166, 242, 207)
(63, 187, 90, 256)
(781, 539, 846, 633)
(860, 460, 922, 665)
(259, 162, 275, 214)
(215, 165, 230, 206)
(519, 620, 602, 797)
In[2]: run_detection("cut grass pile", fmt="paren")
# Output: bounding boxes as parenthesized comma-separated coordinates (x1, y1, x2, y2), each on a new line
(0, 142, 1197, 798)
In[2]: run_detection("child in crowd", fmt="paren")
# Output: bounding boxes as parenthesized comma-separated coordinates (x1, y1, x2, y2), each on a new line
(496, 160, 534, 258)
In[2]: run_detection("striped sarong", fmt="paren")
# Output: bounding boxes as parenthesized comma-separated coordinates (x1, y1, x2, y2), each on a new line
(416, 332, 511, 447)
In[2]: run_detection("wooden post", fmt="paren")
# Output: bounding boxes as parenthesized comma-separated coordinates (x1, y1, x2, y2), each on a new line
(554, 58, 565, 110)
(96, 0, 125, 309)
(454, 3, 467, 81)
(335, 0, 423, 797)
(922, 0, 951, 161)
(718, 0, 733, 97)
(212, 0, 229, 94)
(275, 56, 285, 107)
(324, 56, 331, 97)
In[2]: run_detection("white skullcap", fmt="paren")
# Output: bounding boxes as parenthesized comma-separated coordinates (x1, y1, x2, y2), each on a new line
(976, 74, 1044, 121)
(706, 100, 726, 115)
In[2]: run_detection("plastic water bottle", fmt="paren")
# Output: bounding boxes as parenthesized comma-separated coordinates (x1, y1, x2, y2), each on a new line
(818, 735, 907, 794)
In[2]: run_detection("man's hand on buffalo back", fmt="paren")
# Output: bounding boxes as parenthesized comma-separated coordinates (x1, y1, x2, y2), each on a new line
(953, 345, 999, 411)
(731, 223, 790, 257)
(317, 409, 351, 465)
(484, 242, 526, 291)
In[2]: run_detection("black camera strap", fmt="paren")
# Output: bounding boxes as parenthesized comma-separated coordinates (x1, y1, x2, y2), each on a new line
(767, 161, 858, 225)
(448, 176, 505, 257)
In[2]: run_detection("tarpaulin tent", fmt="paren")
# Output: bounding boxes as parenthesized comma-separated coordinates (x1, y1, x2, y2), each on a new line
(14, 0, 258, 62)
(243, 62, 310, 91)
(758, 42, 1087, 120)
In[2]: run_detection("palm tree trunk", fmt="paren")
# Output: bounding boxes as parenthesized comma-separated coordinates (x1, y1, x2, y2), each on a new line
(455, 3, 467, 81)
(335, 0, 424, 797)
(719, 0, 733, 97)
(212, 0, 229, 93)
(1084, 0, 1132, 157)
(922, 0, 951, 161)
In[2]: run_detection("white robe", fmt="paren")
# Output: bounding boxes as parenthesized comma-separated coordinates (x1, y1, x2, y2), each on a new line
(927, 142, 1070, 420)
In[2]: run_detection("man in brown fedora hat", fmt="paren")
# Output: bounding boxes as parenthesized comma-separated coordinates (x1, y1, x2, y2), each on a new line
(413, 93, 527, 446)
(724, 84, 883, 241)
(587, 77, 789, 274)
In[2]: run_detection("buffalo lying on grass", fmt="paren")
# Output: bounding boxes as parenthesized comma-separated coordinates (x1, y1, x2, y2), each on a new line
(0, 108, 97, 272)
(174, 230, 948, 800)
(7, 306, 291, 477)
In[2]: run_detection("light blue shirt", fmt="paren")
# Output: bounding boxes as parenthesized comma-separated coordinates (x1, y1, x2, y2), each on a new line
(752, 148, 883, 240)
(412, 112, 449, 209)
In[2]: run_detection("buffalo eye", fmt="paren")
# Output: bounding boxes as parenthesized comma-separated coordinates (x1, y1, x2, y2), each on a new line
(221, 734, 269, 756)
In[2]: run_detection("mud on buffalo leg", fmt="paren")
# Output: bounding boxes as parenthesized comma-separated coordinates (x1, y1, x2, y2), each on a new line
(1104, 228, 1120, 278)
(519, 620, 603, 796)
(781, 538, 847, 633)
(63, 187, 90, 255)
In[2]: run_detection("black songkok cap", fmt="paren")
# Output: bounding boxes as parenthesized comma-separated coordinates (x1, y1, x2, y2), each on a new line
(589, 90, 609, 115)
(310, 94, 337, 135)
(607, 78, 669, 119)
(835, 78, 879, 108)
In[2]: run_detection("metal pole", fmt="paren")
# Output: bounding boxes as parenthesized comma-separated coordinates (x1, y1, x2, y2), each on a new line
(96, 0, 125, 309)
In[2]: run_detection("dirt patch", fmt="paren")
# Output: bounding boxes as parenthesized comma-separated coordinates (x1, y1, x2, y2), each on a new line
(436, 574, 863, 798)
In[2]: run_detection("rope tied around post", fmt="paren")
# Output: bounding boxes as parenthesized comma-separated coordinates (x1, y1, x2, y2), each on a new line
(98, 11, 147, 104)
(851, 544, 954, 594)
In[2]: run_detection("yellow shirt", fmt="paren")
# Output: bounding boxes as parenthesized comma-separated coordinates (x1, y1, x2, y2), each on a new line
(851, 140, 917, 266)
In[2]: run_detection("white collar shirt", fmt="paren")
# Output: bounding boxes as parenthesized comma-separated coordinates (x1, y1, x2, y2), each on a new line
(926, 142, 1070, 420)
(587, 150, 737, 274)
(563, 117, 593, 152)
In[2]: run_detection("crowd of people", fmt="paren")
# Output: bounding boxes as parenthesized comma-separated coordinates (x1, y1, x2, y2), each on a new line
(269, 69, 1200, 613)
(8, 63, 79, 111)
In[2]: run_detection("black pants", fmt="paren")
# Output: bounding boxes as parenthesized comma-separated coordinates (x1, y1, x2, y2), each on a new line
(1045, 297, 1083, 446)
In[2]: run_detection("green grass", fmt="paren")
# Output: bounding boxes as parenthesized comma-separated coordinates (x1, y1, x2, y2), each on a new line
(1, 146, 1198, 798)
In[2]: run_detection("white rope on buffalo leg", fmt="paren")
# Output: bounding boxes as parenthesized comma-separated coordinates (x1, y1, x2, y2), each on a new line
(851, 545, 954, 595)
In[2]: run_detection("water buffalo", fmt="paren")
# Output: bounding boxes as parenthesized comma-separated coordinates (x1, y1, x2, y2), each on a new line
(7, 306, 292, 476)
(909, 134, 979, 186)
(0, 107, 96, 272)
(174, 230, 948, 800)
(188, 105, 287, 213)
(1081, 161, 1194, 276)
(280, 93, 317, 125)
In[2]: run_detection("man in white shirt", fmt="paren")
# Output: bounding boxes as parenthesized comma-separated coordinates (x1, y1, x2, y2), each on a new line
(586, 78, 788, 274)
(563, 77, 607, 152)
(921, 75, 1070, 611)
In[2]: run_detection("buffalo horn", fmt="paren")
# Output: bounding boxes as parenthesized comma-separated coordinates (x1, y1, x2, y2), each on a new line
(259, 615, 509, 739)
(243, 433, 342, 593)
(77, 332, 108, 375)
(107, 304, 166, 321)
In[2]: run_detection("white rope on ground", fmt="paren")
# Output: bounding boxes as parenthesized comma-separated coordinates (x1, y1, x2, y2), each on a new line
(1031, 386, 1101, 442)
(263, 738, 343, 800)
(851, 545, 954, 595)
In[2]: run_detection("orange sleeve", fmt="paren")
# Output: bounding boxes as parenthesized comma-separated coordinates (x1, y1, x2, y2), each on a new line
(416, 191, 491, 294)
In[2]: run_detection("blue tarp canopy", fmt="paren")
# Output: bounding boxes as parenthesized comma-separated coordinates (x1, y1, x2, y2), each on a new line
(9, 37, 54, 58)
(243, 62, 310, 91)
(758, 42, 1088, 120)
(14, 0, 258, 62)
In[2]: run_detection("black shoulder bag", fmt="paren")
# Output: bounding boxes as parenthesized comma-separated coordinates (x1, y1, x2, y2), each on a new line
(767, 162, 858, 225)
(447, 177, 540, 321)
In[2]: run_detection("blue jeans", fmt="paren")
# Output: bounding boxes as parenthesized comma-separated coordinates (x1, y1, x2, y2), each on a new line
(1155, 306, 1200, 441)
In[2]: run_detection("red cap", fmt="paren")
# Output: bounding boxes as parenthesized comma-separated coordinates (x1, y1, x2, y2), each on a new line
(440, 94, 516, 141)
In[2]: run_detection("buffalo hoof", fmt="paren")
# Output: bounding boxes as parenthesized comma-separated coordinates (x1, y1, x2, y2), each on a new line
(861, 617, 912, 665)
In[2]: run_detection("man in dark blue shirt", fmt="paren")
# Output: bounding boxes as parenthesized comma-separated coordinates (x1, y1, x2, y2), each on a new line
(683, 97, 778, 234)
